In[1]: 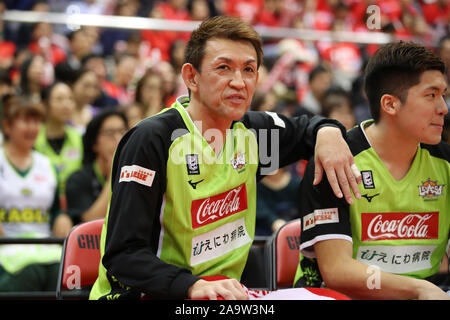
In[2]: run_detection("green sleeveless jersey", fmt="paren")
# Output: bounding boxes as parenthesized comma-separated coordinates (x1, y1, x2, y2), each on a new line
(295, 120, 450, 287)
(89, 96, 343, 299)
(34, 125, 83, 195)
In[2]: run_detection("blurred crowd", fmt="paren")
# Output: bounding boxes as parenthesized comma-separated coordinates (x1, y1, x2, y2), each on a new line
(0, 0, 448, 265)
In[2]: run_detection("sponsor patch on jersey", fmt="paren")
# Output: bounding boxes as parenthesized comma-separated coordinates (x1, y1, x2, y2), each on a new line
(231, 152, 246, 171)
(190, 184, 248, 229)
(119, 165, 155, 187)
(418, 178, 444, 200)
(303, 208, 339, 231)
(356, 244, 437, 274)
(361, 170, 375, 189)
(361, 212, 439, 242)
(190, 217, 251, 266)
(65, 148, 81, 160)
(186, 154, 200, 175)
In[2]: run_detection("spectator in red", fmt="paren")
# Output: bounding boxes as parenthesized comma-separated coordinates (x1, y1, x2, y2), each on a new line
(225, 0, 264, 25)
(420, 0, 450, 26)
(301, 0, 336, 31)
(102, 52, 137, 105)
(28, 22, 67, 66)
(255, 0, 284, 27)
(0, 2, 16, 70)
(140, 0, 191, 62)
(316, 18, 363, 91)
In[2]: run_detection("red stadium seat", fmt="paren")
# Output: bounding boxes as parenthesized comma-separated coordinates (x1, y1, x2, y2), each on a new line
(56, 219, 104, 299)
(265, 218, 301, 290)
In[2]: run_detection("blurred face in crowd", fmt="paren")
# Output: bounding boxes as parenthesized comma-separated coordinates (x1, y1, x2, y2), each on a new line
(116, 0, 139, 16)
(32, 22, 52, 42)
(3, 114, 42, 151)
(440, 39, 450, 68)
(27, 55, 46, 86)
(190, 0, 210, 20)
(139, 73, 163, 108)
(170, 0, 188, 11)
(328, 103, 355, 130)
(72, 70, 101, 107)
(157, 61, 176, 97)
(71, 27, 98, 60)
(48, 83, 76, 124)
(115, 55, 137, 87)
(84, 56, 108, 82)
(94, 115, 127, 163)
(310, 70, 332, 99)
(123, 103, 144, 127)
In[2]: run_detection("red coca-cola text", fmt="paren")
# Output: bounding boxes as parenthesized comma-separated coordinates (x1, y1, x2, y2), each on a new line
(191, 184, 248, 229)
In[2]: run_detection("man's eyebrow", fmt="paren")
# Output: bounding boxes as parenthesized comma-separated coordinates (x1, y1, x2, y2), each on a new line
(424, 86, 448, 92)
(215, 57, 257, 64)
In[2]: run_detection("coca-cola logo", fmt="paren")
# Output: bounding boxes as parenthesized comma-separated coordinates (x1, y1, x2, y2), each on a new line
(361, 212, 439, 241)
(191, 184, 248, 229)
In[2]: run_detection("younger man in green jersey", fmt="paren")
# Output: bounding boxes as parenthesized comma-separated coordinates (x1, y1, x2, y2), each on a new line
(294, 42, 450, 299)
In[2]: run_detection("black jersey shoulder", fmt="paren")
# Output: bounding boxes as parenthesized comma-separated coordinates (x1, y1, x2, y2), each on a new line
(420, 141, 450, 163)
(346, 125, 371, 157)
(132, 107, 189, 143)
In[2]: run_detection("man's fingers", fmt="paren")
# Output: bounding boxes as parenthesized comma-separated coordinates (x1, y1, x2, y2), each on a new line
(313, 159, 324, 186)
(322, 167, 343, 199)
(222, 279, 249, 300)
(191, 279, 249, 300)
(325, 163, 361, 204)
(335, 166, 353, 204)
(349, 163, 361, 199)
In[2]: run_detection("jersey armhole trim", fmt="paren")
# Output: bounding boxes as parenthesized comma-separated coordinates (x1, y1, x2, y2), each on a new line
(300, 234, 353, 258)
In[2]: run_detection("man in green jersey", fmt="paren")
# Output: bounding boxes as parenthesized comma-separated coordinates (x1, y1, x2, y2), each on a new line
(294, 42, 450, 300)
(89, 16, 362, 300)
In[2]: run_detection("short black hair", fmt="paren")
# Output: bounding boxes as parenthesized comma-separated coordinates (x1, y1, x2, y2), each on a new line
(364, 41, 446, 122)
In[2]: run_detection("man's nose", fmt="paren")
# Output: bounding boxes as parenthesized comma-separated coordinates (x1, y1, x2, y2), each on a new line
(230, 71, 245, 89)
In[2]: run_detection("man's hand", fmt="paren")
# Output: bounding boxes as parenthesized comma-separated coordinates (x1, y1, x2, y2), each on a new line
(188, 279, 249, 300)
(314, 126, 361, 204)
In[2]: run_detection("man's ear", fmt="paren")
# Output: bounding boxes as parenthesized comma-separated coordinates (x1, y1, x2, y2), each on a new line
(181, 63, 199, 93)
(380, 94, 400, 116)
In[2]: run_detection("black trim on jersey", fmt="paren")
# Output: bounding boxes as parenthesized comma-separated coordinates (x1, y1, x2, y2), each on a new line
(421, 142, 450, 163)
(297, 125, 370, 260)
(239, 111, 346, 180)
